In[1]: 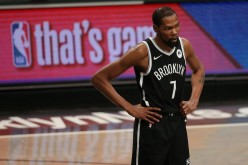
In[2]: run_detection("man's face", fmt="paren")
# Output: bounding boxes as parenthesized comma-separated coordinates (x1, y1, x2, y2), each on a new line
(154, 14, 180, 47)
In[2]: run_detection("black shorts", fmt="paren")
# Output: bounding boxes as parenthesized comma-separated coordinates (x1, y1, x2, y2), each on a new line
(131, 112, 190, 165)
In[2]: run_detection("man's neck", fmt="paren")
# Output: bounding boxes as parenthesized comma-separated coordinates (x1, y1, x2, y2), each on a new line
(154, 36, 174, 52)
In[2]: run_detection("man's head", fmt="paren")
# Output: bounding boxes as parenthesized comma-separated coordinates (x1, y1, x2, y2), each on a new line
(152, 6, 177, 27)
(152, 6, 179, 48)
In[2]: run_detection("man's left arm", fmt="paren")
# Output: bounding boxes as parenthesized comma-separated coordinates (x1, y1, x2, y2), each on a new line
(180, 38, 205, 115)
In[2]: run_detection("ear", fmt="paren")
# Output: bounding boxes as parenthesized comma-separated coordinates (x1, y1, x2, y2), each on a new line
(153, 24, 159, 33)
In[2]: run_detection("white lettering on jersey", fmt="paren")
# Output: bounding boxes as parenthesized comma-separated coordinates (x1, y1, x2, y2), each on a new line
(153, 63, 185, 80)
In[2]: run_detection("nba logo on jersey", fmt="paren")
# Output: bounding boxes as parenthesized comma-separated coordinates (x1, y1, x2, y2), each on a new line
(11, 21, 32, 68)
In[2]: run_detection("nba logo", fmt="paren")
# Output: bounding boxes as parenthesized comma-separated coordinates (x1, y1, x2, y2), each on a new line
(11, 21, 32, 68)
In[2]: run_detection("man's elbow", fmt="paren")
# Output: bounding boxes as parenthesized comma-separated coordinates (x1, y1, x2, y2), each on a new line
(91, 72, 101, 87)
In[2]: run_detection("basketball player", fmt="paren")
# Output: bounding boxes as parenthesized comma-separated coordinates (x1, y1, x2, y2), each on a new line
(91, 6, 205, 165)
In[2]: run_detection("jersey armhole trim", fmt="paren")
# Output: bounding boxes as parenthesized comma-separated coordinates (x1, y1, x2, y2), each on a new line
(141, 41, 152, 76)
(179, 37, 187, 66)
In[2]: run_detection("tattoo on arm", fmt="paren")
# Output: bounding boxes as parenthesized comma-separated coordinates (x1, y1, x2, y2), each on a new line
(199, 74, 205, 84)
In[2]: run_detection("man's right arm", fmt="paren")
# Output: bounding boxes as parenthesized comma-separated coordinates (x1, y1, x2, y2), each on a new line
(91, 43, 162, 124)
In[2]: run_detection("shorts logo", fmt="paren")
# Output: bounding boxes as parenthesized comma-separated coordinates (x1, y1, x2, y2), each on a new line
(11, 21, 32, 68)
(186, 158, 191, 165)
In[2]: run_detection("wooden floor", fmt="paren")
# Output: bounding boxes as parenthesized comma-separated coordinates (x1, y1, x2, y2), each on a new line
(0, 103, 248, 165)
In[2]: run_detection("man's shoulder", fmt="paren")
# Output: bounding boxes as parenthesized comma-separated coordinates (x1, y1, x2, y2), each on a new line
(132, 41, 148, 54)
(180, 37, 189, 44)
(181, 37, 195, 45)
(180, 37, 192, 50)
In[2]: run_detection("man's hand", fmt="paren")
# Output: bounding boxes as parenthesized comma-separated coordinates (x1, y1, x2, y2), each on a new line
(180, 100, 198, 116)
(127, 104, 162, 124)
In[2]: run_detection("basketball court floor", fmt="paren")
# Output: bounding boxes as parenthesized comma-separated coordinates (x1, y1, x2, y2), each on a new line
(0, 102, 248, 165)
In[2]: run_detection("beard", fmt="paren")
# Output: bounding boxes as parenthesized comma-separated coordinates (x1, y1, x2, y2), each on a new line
(158, 34, 179, 48)
(165, 37, 179, 48)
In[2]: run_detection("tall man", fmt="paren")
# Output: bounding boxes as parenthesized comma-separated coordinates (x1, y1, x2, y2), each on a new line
(91, 6, 205, 165)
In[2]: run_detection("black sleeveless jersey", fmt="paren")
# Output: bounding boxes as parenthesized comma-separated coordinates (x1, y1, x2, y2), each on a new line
(134, 37, 186, 113)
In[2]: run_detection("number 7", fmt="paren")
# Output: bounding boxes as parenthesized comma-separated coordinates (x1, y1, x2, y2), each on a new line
(170, 80, 176, 99)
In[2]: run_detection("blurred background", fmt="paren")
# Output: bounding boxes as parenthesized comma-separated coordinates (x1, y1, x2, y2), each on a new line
(1, 0, 248, 111)
(1, 0, 248, 165)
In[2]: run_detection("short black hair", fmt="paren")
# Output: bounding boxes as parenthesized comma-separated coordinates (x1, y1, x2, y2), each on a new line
(152, 6, 177, 27)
